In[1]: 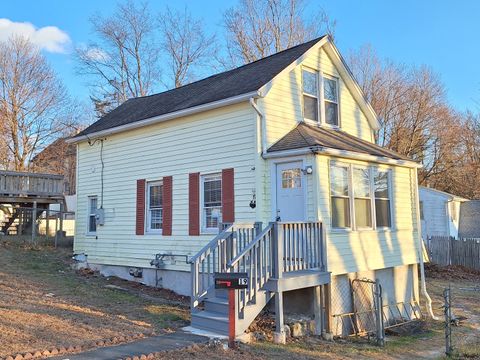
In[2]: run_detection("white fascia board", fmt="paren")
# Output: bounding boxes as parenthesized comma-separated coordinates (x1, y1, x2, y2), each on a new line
(322, 42, 381, 131)
(258, 36, 329, 96)
(264, 146, 421, 168)
(258, 36, 381, 131)
(67, 91, 260, 144)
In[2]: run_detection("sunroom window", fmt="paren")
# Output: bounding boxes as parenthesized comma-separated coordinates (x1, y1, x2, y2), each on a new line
(330, 164, 393, 230)
(374, 170, 391, 228)
(330, 164, 350, 228)
(353, 168, 372, 228)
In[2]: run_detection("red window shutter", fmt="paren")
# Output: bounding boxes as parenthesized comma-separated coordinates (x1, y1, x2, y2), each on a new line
(136, 179, 146, 235)
(222, 168, 235, 223)
(189, 172, 200, 235)
(162, 176, 173, 236)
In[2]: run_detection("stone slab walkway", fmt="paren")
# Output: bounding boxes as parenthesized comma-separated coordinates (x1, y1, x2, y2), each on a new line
(50, 331, 209, 360)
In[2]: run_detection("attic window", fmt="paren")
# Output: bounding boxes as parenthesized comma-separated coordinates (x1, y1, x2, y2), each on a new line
(324, 75, 339, 126)
(302, 69, 319, 122)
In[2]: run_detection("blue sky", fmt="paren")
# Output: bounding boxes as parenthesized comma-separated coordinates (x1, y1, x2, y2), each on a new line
(2, 0, 479, 112)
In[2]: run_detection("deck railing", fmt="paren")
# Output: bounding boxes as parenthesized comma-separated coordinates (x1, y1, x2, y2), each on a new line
(189, 222, 262, 309)
(0, 171, 64, 197)
(227, 221, 326, 318)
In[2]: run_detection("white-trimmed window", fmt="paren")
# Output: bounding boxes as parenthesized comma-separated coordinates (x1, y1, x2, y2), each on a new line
(330, 164, 351, 228)
(302, 68, 319, 122)
(353, 167, 372, 228)
(87, 196, 97, 234)
(147, 181, 163, 232)
(323, 75, 339, 126)
(201, 173, 222, 232)
(374, 170, 392, 228)
(330, 163, 392, 230)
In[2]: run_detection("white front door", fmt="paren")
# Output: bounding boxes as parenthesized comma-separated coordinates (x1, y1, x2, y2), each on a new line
(275, 161, 305, 221)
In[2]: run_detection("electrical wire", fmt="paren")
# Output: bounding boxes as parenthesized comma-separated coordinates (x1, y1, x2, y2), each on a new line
(87, 137, 105, 209)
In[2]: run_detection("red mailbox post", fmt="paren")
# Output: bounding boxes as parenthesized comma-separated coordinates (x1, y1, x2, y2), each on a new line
(214, 272, 248, 348)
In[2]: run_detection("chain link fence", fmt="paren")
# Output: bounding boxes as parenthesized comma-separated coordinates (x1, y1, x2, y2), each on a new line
(330, 274, 421, 344)
(0, 205, 74, 247)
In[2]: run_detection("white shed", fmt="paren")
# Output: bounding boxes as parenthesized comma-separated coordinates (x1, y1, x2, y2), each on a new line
(419, 186, 467, 239)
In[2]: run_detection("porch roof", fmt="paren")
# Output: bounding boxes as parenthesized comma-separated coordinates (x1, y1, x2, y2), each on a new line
(267, 122, 414, 162)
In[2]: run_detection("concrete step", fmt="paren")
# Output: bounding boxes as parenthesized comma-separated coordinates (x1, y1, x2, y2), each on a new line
(191, 310, 229, 335)
(204, 296, 229, 313)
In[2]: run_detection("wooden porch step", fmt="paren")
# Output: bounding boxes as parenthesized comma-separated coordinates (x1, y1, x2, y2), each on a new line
(263, 269, 331, 292)
(191, 310, 229, 334)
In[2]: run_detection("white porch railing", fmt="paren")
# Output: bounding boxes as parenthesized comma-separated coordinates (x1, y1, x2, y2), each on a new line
(189, 222, 262, 309)
(190, 221, 327, 318)
(227, 222, 326, 318)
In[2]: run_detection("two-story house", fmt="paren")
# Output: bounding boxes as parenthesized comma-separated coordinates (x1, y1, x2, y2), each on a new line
(69, 36, 424, 341)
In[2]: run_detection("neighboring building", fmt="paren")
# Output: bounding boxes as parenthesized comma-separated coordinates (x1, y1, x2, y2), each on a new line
(70, 36, 424, 338)
(31, 137, 77, 195)
(459, 200, 480, 238)
(419, 186, 467, 239)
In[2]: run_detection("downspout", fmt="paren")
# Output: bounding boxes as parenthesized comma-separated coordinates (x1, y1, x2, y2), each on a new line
(414, 168, 438, 320)
(250, 97, 267, 157)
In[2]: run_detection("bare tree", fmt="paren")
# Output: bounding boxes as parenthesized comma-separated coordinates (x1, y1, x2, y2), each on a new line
(76, 0, 160, 115)
(223, 0, 335, 66)
(349, 45, 480, 197)
(0, 36, 75, 172)
(159, 7, 216, 88)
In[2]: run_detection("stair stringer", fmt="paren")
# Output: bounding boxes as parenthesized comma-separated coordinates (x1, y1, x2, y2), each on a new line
(235, 289, 274, 336)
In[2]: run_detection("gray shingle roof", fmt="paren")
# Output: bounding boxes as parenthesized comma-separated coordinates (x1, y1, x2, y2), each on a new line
(267, 122, 413, 161)
(76, 36, 326, 138)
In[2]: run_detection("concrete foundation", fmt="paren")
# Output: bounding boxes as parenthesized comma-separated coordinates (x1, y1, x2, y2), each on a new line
(268, 263, 419, 337)
(83, 262, 191, 296)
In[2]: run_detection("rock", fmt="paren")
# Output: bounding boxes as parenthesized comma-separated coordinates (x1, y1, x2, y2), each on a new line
(6, 356, 14, 360)
(50, 348, 59, 355)
(322, 332, 334, 341)
(290, 322, 304, 337)
(58, 347, 67, 353)
(23, 354, 33, 360)
(32, 351, 42, 358)
(307, 320, 317, 335)
(41, 351, 50, 357)
(236, 332, 252, 344)
(14, 355, 23, 360)
(252, 331, 266, 341)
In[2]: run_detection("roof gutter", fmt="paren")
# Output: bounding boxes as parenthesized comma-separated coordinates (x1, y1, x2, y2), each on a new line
(67, 91, 260, 144)
(263, 146, 422, 168)
(249, 96, 267, 156)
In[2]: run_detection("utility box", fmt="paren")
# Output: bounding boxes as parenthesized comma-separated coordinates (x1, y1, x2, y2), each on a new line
(95, 208, 105, 226)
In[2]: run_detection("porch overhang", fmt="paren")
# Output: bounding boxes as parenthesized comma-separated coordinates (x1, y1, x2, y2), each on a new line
(264, 122, 422, 169)
(263, 146, 422, 168)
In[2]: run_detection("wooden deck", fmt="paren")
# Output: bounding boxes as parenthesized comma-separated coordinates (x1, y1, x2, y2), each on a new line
(0, 170, 64, 203)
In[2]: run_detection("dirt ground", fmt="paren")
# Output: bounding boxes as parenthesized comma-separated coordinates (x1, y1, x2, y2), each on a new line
(1, 240, 480, 359)
(0, 239, 190, 357)
(159, 264, 480, 360)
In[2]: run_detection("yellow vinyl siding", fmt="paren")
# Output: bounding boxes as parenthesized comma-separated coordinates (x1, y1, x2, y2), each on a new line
(261, 47, 374, 149)
(75, 103, 257, 270)
(313, 155, 420, 275)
